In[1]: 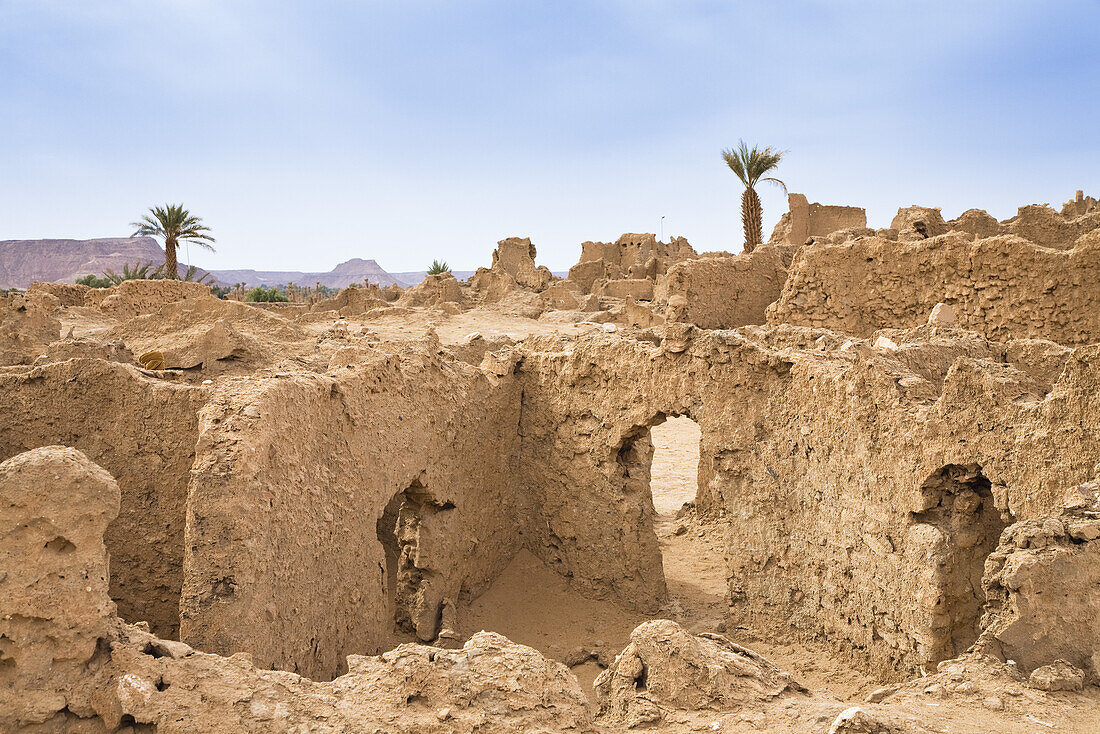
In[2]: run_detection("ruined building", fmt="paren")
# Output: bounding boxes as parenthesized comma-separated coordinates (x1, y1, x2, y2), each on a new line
(2, 192, 1099, 733)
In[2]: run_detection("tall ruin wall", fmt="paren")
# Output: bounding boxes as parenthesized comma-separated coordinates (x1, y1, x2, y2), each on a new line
(768, 233, 1100, 345)
(769, 193, 867, 245)
(514, 327, 1099, 677)
(0, 359, 208, 639)
(179, 343, 525, 680)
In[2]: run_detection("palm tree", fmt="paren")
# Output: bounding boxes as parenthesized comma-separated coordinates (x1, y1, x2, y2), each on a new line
(721, 141, 786, 252)
(130, 204, 215, 279)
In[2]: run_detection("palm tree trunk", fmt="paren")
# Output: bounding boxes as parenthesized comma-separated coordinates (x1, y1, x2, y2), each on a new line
(741, 187, 762, 252)
(165, 238, 178, 279)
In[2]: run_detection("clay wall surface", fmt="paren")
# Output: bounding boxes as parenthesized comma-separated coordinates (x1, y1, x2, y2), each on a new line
(660, 245, 796, 329)
(567, 233, 696, 293)
(0, 447, 589, 734)
(767, 233, 1100, 345)
(515, 327, 1100, 676)
(979, 496, 1100, 681)
(0, 359, 208, 638)
(97, 279, 215, 319)
(769, 193, 866, 244)
(1005, 205, 1100, 250)
(179, 342, 524, 679)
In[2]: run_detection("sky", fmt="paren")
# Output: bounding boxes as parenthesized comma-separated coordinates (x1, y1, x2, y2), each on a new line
(1, 1, 1098, 273)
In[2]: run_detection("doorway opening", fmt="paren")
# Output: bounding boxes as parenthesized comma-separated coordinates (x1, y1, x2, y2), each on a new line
(647, 415, 727, 631)
(649, 415, 702, 518)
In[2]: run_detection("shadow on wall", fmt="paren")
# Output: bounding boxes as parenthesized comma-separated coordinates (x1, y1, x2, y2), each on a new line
(910, 464, 1011, 663)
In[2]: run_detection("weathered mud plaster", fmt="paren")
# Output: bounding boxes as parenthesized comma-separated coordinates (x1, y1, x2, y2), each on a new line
(978, 484, 1100, 683)
(0, 359, 208, 639)
(769, 193, 867, 245)
(179, 340, 525, 679)
(659, 245, 797, 329)
(768, 233, 1100, 345)
(515, 327, 1100, 677)
(0, 447, 592, 734)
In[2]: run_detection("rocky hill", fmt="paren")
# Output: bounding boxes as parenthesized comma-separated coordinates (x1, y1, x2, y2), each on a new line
(208, 257, 410, 288)
(0, 240, 411, 289)
(0, 237, 204, 289)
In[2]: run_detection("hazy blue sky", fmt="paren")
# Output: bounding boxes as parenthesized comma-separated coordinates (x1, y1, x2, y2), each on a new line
(2, 1, 1098, 272)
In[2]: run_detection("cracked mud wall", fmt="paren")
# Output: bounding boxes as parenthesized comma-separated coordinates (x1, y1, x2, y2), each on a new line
(515, 328, 1100, 677)
(0, 359, 208, 639)
(768, 233, 1100, 344)
(180, 343, 524, 680)
(659, 245, 797, 330)
(1, 446, 591, 734)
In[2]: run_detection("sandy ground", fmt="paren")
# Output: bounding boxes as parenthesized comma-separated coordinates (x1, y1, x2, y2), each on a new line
(344, 307, 601, 345)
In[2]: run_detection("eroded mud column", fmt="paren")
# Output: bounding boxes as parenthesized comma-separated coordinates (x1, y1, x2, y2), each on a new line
(907, 464, 1009, 663)
(378, 479, 460, 642)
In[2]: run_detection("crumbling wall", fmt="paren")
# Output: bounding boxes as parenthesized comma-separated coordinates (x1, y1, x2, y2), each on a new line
(516, 327, 1100, 677)
(769, 193, 866, 244)
(468, 238, 554, 312)
(1062, 189, 1099, 217)
(659, 245, 796, 329)
(0, 446, 121, 732)
(489, 236, 553, 290)
(978, 483, 1100, 683)
(1, 290, 61, 366)
(567, 233, 696, 293)
(768, 233, 1100, 345)
(397, 272, 464, 307)
(947, 209, 1004, 240)
(97, 279, 215, 320)
(1004, 204, 1100, 250)
(26, 280, 94, 306)
(107, 297, 310, 374)
(180, 340, 524, 679)
(0, 359, 208, 638)
(309, 283, 390, 315)
(891, 205, 948, 240)
(0, 447, 591, 734)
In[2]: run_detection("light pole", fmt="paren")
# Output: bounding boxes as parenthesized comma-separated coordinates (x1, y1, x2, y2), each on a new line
(661, 215, 666, 241)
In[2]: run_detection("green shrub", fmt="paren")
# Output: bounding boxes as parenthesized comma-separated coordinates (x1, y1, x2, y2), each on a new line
(76, 274, 112, 288)
(245, 286, 289, 303)
(427, 259, 450, 275)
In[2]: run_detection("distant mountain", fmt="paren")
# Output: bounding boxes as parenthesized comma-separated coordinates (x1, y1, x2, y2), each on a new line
(207, 258, 409, 288)
(0, 237, 562, 291)
(0, 237, 221, 289)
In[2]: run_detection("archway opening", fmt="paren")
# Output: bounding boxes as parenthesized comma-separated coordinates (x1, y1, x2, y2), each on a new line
(649, 415, 702, 518)
(647, 416, 727, 630)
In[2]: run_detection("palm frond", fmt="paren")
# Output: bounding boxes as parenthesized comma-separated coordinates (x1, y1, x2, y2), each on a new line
(722, 140, 787, 188)
(102, 260, 163, 285)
